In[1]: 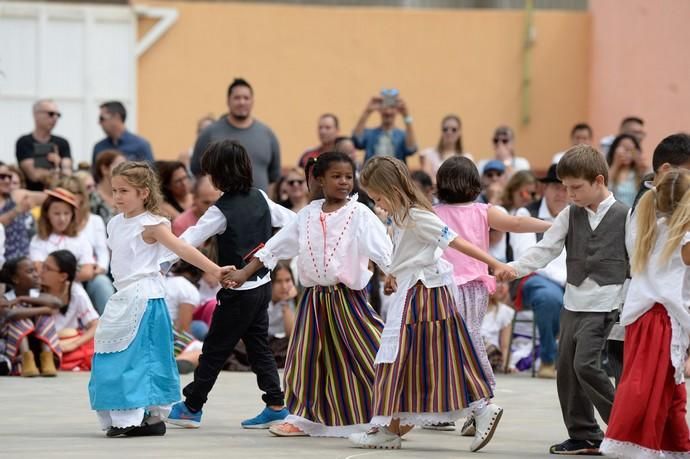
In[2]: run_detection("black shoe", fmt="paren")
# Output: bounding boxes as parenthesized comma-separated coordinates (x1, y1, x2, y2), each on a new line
(550, 438, 602, 455)
(106, 425, 138, 437)
(124, 420, 166, 437)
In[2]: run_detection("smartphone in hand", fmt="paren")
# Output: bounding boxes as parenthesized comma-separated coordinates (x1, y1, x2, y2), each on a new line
(33, 143, 57, 169)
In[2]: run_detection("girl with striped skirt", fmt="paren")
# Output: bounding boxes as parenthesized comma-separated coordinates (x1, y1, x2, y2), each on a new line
(350, 157, 516, 452)
(225, 152, 392, 438)
(0, 256, 61, 376)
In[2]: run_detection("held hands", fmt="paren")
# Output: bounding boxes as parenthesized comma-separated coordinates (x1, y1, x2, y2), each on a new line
(494, 263, 518, 282)
(220, 266, 252, 289)
(383, 274, 398, 296)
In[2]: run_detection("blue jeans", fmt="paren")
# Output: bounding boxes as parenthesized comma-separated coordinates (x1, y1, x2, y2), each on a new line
(84, 273, 115, 315)
(521, 274, 564, 364)
(190, 320, 209, 341)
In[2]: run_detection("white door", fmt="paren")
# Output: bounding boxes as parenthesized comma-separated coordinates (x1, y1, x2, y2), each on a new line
(0, 1, 137, 166)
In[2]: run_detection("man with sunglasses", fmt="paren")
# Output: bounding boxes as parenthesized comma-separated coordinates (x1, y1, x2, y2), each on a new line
(477, 126, 531, 178)
(15, 99, 73, 191)
(92, 101, 154, 167)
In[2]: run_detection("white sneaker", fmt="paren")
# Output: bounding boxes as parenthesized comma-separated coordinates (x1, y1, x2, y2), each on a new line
(460, 416, 476, 437)
(470, 404, 503, 452)
(349, 427, 402, 449)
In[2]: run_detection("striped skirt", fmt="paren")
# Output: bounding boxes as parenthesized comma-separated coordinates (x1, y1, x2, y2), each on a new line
(4, 315, 61, 362)
(371, 283, 493, 427)
(284, 284, 383, 437)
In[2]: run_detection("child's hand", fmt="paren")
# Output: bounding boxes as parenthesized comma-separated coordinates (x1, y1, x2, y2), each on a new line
(494, 263, 517, 282)
(384, 275, 397, 295)
(222, 267, 248, 289)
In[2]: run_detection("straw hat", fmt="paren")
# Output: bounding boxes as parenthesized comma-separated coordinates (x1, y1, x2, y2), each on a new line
(45, 187, 79, 208)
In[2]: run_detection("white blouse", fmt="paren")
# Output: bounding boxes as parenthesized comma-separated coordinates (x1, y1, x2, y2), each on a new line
(256, 197, 392, 291)
(107, 212, 168, 293)
(29, 233, 95, 266)
(388, 207, 457, 287)
(622, 224, 690, 383)
(80, 213, 109, 272)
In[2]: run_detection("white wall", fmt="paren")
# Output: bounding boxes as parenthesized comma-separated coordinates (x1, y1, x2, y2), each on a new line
(0, 2, 136, 165)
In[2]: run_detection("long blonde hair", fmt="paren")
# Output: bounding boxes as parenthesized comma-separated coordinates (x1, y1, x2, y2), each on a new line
(632, 169, 690, 273)
(112, 161, 163, 215)
(360, 156, 434, 226)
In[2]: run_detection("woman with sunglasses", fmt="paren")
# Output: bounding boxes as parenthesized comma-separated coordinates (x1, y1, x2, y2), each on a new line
(283, 168, 310, 213)
(478, 126, 531, 179)
(419, 115, 474, 183)
(0, 162, 45, 262)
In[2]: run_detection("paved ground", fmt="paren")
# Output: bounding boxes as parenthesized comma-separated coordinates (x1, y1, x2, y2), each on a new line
(1, 371, 613, 458)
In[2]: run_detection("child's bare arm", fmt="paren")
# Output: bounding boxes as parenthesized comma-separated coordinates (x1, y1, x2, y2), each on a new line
(448, 237, 516, 280)
(145, 223, 230, 280)
(15, 293, 62, 309)
(488, 206, 552, 234)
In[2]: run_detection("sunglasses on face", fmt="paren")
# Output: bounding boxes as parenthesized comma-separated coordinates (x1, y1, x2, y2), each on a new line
(485, 171, 503, 178)
(98, 115, 110, 123)
(493, 137, 510, 145)
(442, 126, 458, 133)
(42, 111, 61, 118)
(0, 174, 11, 181)
(287, 179, 305, 186)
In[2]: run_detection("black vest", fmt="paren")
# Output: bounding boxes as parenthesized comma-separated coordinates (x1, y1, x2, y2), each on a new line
(565, 200, 629, 287)
(214, 188, 272, 280)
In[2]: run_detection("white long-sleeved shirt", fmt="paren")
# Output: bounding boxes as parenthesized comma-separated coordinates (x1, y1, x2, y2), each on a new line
(509, 193, 627, 313)
(509, 199, 567, 287)
(161, 189, 295, 291)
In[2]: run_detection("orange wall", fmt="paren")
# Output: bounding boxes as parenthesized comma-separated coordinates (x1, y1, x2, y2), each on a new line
(135, 1, 590, 170)
(589, 0, 690, 156)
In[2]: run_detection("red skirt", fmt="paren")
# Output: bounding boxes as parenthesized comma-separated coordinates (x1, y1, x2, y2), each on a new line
(601, 304, 690, 458)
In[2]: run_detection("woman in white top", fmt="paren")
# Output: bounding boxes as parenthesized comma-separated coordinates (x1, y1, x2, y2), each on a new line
(477, 126, 531, 178)
(58, 175, 114, 314)
(350, 156, 514, 453)
(227, 152, 393, 438)
(602, 170, 690, 458)
(419, 114, 474, 182)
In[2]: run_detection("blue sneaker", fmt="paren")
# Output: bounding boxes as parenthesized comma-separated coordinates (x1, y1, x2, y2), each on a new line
(165, 402, 202, 428)
(241, 406, 289, 429)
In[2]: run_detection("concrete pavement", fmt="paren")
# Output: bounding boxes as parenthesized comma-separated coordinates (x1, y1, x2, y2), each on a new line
(1, 371, 602, 458)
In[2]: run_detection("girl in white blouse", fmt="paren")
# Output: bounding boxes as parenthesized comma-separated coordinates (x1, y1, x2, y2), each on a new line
(602, 170, 690, 458)
(226, 152, 393, 438)
(88, 162, 230, 438)
(349, 156, 514, 452)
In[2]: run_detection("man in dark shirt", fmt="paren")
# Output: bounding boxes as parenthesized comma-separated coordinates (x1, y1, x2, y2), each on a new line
(190, 78, 281, 194)
(92, 101, 154, 165)
(15, 99, 73, 191)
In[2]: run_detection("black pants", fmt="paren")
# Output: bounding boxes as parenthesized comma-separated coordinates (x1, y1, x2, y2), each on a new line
(183, 283, 284, 411)
(556, 309, 617, 441)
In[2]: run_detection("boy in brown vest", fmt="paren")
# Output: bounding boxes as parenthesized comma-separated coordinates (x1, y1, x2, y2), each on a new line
(500, 145, 629, 455)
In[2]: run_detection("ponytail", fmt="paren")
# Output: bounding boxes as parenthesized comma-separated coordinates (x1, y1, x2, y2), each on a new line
(631, 187, 658, 274)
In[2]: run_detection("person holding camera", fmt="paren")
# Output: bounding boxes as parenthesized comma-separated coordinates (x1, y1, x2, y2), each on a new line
(15, 99, 73, 191)
(352, 90, 417, 164)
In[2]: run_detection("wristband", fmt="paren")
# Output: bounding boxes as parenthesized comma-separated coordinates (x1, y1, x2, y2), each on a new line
(404, 115, 413, 125)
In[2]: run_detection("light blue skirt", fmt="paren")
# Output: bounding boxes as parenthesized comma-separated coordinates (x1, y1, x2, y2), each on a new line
(88, 298, 181, 411)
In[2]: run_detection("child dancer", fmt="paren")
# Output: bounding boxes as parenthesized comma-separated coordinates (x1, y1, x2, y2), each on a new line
(433, 156, 551, 434)
(601, 170, 690, 458)
(88, 162, 230, 438)
(224, 151, 392, 437)
(349, 156, 515, 452)
(501, 145, 628, 455)
(165, 140, 295, 430)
